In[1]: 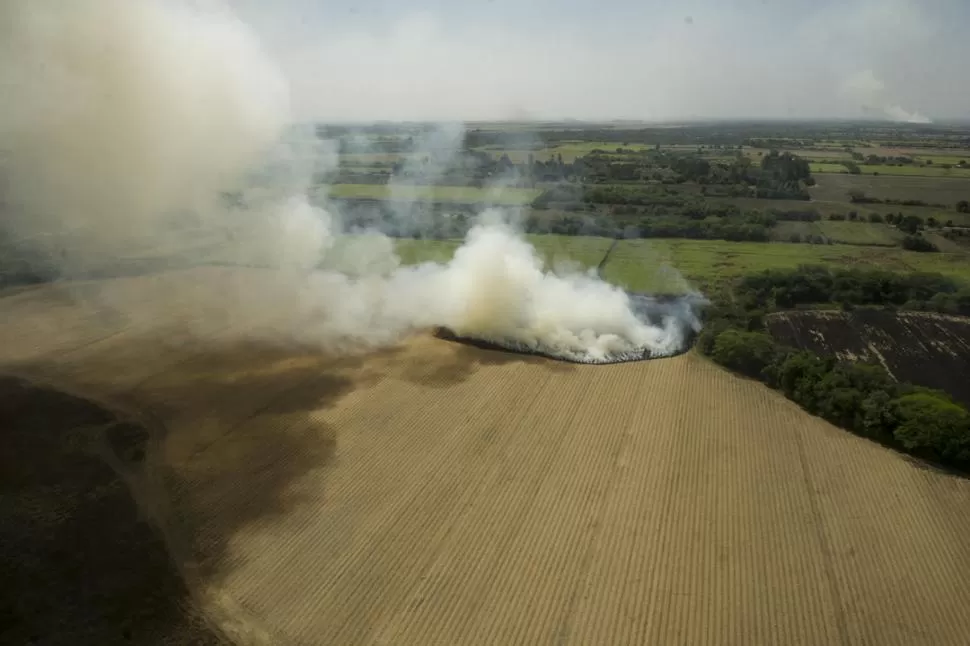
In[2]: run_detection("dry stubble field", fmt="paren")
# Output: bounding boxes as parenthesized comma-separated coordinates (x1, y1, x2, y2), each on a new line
(3, 269, 970, 645)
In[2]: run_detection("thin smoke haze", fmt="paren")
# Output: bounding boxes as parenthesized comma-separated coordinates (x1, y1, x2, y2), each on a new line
(233, 0, 963, 122)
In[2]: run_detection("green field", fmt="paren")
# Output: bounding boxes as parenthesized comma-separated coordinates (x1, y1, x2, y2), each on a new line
(329, 184, 542, 205)
(912, 155, 970, 166)
(772, 220, 903, 247)
(810, 162, 850, 174)
(391, 235, 970, 293)
(394, 238, 461, 265)
(394, 234, 613, 270)
(600, 239, 970, 292)
(815, 221, 904, 246)
(525, 234, 615, 269)
(475, 142, 654, 163)
(810, 162, 970, 178)
(771, 221, 824, 242)
(811, 173, 970, 205)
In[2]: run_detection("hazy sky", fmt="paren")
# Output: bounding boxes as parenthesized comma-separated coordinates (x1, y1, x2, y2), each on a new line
(232, 0, 969, 122)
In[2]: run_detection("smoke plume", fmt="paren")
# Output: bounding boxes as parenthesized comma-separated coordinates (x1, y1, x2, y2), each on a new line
(841, 70, 932, 124)
(0, 0, 701, 363)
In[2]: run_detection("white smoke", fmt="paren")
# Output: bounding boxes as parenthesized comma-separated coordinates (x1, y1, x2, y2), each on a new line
(882, 104, 932, 125)
(841, 69, 932, 124)
(0, 0, 700, 363)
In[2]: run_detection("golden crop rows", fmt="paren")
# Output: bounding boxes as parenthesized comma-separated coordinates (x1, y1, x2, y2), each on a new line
(3, 269, 970, 645)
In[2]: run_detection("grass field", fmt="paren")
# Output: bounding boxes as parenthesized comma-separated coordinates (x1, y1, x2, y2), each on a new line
(810, 162, 851, 174)
(772, 220, 905, 247)
(475, 141, 656, 163)
(394, 235, 613, 269)
(600, 239, 970, 291)
(329, 184, 542, 205)
(714, 196, 954, 223)
(811, 173, 970, 205)
(391, 235, 970, 292)
(913, 155, 970, 166)
(6, 271, 970, 645)
(771, 220, 824, 242)
(811, 163, 970, 178)
(815, 220, 904, 246)
(745, 147, 853, 161)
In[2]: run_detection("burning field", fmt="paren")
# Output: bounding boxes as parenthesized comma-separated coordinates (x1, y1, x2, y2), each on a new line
(766, 309, 970, 407)
(0, 0, 702, 366)
(5, 2, 970, 645)
(5, 272, 970, 645)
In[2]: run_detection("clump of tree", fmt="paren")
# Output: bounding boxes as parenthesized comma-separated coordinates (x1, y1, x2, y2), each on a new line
(733, 265, 968, 313)
(698, 269, 970, 470)
(848, 191, 944, 209)
(768, 208, 821, 222)
(701, 333, 970, 469)
(753, 150, 812, 200)
(901, 235, 938, 252)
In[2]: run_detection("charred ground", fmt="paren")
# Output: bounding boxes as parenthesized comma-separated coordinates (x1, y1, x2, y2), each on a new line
(766, 310, 970, 407)
(0, 376, 227, 646)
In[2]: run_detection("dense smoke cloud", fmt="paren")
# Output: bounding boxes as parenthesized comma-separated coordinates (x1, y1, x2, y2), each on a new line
(0, 0, 701, 362)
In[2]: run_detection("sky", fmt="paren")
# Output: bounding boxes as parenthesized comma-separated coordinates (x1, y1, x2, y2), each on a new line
(232, 0, 968, 123)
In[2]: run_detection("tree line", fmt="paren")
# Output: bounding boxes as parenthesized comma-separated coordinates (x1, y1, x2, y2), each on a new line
(698, 266, 970, 470)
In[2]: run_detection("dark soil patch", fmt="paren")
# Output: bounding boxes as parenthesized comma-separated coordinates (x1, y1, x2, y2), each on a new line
(766, 310, 970, 407)
(0, 376, 226, 646)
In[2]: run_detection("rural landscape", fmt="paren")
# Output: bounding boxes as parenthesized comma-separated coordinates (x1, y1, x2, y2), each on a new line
(5, 118, 970, 646)
(4, 1, 970, 645)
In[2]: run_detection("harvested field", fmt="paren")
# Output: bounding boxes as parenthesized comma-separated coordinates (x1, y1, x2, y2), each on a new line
(5, 270, 970, 645)
(766, 309, 970, 407)
(811, 173, 970, 205)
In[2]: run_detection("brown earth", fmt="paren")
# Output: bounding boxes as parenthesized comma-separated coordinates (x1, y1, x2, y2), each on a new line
(4, 269, 970, 645)
(766, 309, 970, 407)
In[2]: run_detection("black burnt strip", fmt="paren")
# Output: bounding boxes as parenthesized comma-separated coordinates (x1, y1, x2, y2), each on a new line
(0, 377, 226, 646)
(434, 292, 704, 365)
(433, 327, 662, 364)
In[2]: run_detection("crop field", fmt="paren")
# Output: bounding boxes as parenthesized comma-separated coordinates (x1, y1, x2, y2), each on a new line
(811, 173, 970, 205)
(715, 196, 970, 226)
(772, 220, 824, 242)
(746, 147, 852, 161)
(475, 141, 656, 163)
(393, 235, 613, 270)
(771, 220, 904, 247)
(328, 183, 542, 205)
(815, 221, 904, 246)
(391, 236, 970, 291)
(4, 270, 970, 645)
(598, 239, 970, 291)
(766, 310, 970, 407)
(810, 162, 852, 174)
(810, 163, 970, 178)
